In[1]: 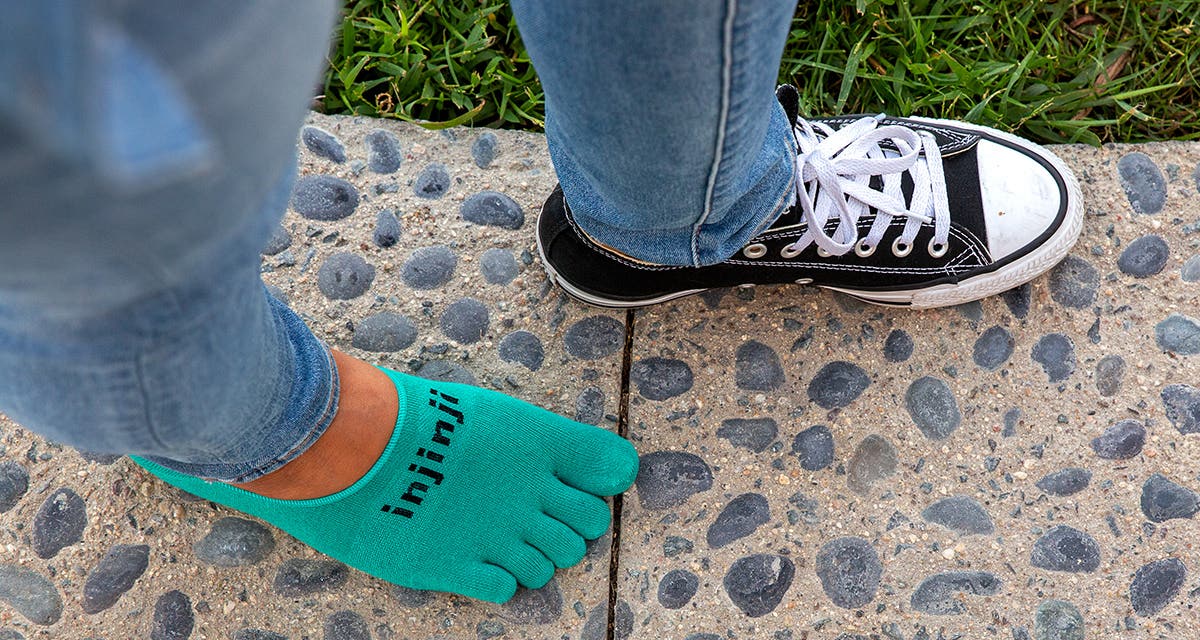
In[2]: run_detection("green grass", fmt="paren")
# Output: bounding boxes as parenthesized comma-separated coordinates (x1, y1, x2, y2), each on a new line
(320, 0, 1200, 144)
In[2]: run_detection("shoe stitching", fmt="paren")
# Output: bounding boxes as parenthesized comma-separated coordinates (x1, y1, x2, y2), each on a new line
(814, 116, 978, 154)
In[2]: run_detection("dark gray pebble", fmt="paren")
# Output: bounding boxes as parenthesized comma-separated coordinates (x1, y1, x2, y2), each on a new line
(909, 571, 1001, 615)
(77, 450, 122, 465)
(1048, 256, 1098, 309)
(501, 578, 562, 624)
(1031, 333, 1075, 382)
(274, 559, 349, 596)
(0, 564, 62, 625)
(883, 329, 913, 362)
(846, 434, 897, 495)
(1030, 525, 1100, 573)
(564, 315, 624, 360)
(1095, 355, 1125, 397)
(413, 360, 476, 385)
(301, 126, 346, 163)
(1118, 235, 1170, 277)
(317, 253, 375, 300)
(581, 600, 632, 640)
(973, 326, 1014, 370)
(324, 610, 369, 640)
(0, 629, 23, 640)
(630, 357, 693, 401)
(262, 225, 292, 255)
(635, 451, 712, 510)
(413, 163, 451, 199)
(373, 210, 401, 248)
(792, 425, 834, 471)
(82, 544, 149, 613)
(574, 386, 605, 425)
(1035, 468, 1092, 497)
(194, 517, 275, 566)
(1130, 558, 1186, 616)
(1091, 419, 1145, 459)
(1001, 283, 1031, 319)
(0, 461, 28, 513)
(498, 330, 544, 371)
(291, 175, 359, 221)
(735, 340, 785, 391)
(366, 130, 402, 174)
(234, 631, 288, 640)
(1155, 314, 1200, 354)
(472, 132, 498, 168)
(808, 361, 870, 409)
(921, 495, 994, 535)
(1161, 383, 1200, 434)
(402, 245, 457, 289)
(717, 418, 778, 453)
(151, 590, 193, 640)
(440, 298, 489, 344)
(723, 554, 795, 617)
(663, 536, 694, 557)
(352, 312, 417, 352)
(31, 486, 86, 559)
(1118, 152, 1167, 215)
(461, 191, 524, 230)
(905, 376, 961, 440)
(1140, 474, 1199, 522)
(1034, 600, 1084, 640)
(477, 619, 506, 640)
(658, 569, 699, 609)
(815, 537, 881, 609)
(389, 585, 433, 608)
(788, 492, 821, 525)
(479, 248, 518, 285)
(1181, 255, 1200, 282)
(707, 493, 770, 548)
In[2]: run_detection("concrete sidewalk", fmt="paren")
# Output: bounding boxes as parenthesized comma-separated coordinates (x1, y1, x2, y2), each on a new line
(0, 114, 1197, 640)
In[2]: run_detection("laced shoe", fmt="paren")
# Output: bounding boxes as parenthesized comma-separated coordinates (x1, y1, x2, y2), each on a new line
(536, 85, 1083, 309)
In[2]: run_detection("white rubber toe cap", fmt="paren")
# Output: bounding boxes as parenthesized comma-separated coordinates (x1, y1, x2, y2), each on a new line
(976, 139, 1064, 261)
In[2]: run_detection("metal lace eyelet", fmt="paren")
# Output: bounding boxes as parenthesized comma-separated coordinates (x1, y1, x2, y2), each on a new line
(854, 239, 876, 258)
(742, 243, 768, 259)
(927, 238, 949, 258)
(780, 244, 803, 259)
(891, 237, 913, 257)
(795, 277, 814, 285)
(817, 246, 832, 258)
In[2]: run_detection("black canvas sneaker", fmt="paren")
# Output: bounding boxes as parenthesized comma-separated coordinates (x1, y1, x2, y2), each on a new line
(537, 85, 1083, 309)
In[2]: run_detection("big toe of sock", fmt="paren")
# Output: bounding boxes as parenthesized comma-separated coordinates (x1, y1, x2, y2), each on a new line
(551, 422, 639, 497)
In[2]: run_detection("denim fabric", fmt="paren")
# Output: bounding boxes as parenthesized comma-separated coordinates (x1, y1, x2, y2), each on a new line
(511, 0, 799, 266)
(0, 1, 340, 482)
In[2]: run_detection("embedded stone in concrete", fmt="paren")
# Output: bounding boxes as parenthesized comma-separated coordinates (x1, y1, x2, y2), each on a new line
(1095, 355, 1125, 397)
(324, 610, 369, 640)
(1033, 600, 1084, 640)
(735, 340, 784, 391)
(413, 163, 451, 199)
(574, 386, 605, 425)
(635, 451, 712, 510)
(718, 418, 778, 453)
(352, 312, 417, 352)
(663, 536, 694, 558)
(317, 252, 375, 300)
(82, 543, 150, 613)
(883, 329, 913, 362)
(921, 496, 994, 535)
(0, 461, 28, 513)
(581, 600, 632, 640)
(479, 248, 519, 285)
(472, 132, 497, 168)
(1091, 419, 1145, 459)
(501, 579, 562, 624)
(846, 434, 897, 495)
(973, 326, 1014, 370)
(792, 425, 834, 471)
(1155, 313, 1200, 354)
(194, 517, 275, 566)
(1162, 383, 1200, 434)
(366, 129, 402, 173)
(440, 297, 489, 344)
(564, 315, 623, 360)
(707, 493, 770, 549)
(31, 486, 86, 559)
(909, 572, 1002, 615)
(498, 330, 544, 371)
(658, 569, 699, 609)
(808, 361, 870, 409)
(233, 631, 287, 640)
(1048, 256, 1098, 309)
(723, 554, 795, 617)
(815, 537, 881, 609)
(1118, 152, 1167, 215)
(1030, 526, 1101, 573)
(630, 357, 693, 401)
(1140, 474, 1199, 522)
(1031, 333, 1076, 382)
(1130, 558, 1186, 617)
(1181, 255, 1200, 282)
(402, 245, 457, 289)
(151, 590, 193, 640)
(0, 564, 62, 625)
(262, 224, 292, 255)
(389, 585, 433, 608)
(373, 209, 401, 248)
(1002, 283, 1031, 319)
(1118, 235, 1169, 277)
(461, 191, 524, 230)
(413, 360, 477, 385)
(301, 126, 346, 163)
(1035, 468, 1092, 497)
(273, 559, 349, 596)
(788, 492, 821, 525)
(905, 376, 960, 440)
(291, 175, 359, 221)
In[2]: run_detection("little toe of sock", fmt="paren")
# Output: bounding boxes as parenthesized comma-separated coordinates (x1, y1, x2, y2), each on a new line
(462, 563, 519, 603)
(499, 544, 556, 589)
(526, 516, 588, 569)
(543, 481, 612, 540)
(550, 422, 639, 496)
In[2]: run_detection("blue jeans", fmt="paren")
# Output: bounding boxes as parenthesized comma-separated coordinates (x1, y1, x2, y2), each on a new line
(0, 0, 796, 481)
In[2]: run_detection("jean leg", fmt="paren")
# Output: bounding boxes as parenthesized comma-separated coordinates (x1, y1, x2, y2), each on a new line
(511, 0, 799, 267)
(0, 1, 341, 482)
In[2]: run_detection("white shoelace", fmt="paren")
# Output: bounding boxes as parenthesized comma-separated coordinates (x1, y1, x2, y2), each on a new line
(782, 115, 951, 260)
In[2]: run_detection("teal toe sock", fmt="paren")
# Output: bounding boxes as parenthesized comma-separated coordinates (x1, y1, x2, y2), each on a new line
(130, 368, 638, 603)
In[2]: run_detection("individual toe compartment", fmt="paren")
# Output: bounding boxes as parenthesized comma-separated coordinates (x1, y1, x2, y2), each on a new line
(525, 515, 588, 569)
(542, 480, 613, 540)
(546, 419, 639, 496)
(495, 543, 556, 590)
